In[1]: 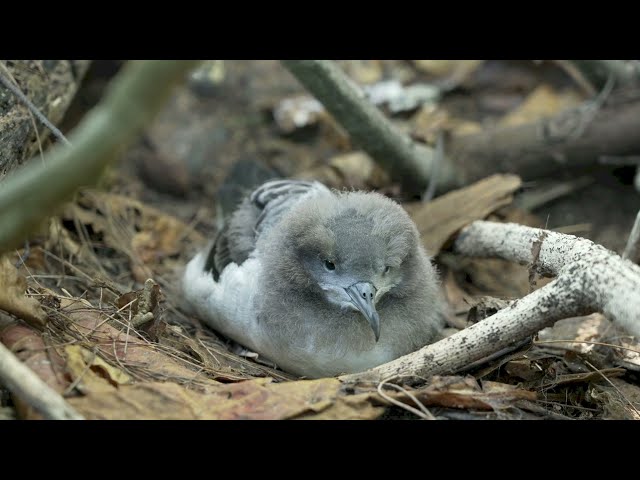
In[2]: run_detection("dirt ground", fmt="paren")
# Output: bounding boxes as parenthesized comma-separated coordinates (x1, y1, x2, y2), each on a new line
(2, 60, 640, 420)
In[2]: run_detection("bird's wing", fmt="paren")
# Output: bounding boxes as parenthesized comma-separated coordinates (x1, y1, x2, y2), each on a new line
(183, 179, 330, 356)
(205, 179, 331, 279)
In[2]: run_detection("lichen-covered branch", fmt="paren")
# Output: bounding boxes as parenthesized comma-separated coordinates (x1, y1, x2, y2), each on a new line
(341, 221, 640, 383)
(0, 60, 199, 253)
(0, 341, 83, 420)
(0, 60, 90, 178)
(282, 60, 458, 194)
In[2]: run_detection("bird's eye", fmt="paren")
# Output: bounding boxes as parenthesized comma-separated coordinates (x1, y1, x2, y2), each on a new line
(324, 260, 336, 271)
(383, 266, 391, 274)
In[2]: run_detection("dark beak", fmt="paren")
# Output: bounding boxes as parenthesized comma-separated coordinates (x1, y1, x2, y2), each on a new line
(346, 282, 380, 341)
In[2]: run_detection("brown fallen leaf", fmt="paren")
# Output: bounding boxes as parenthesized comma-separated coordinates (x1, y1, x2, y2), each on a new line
(0, 323, 69, 419)
(537, 314, 611, 354)
(536, 313, 640, 372)
(410, 375, 537, 411)
(64, 190, 204, 283)
(339, 60, 383, 85)
(499, 84, 583, 128)
(411, 104, 482, 144)
(412, 60, 484, 89)
(591, 378, 640, 420)
(405, 174, 522, 254)
(68, 378, 384, 420)
(64, 344, 133, 394)
(56, 297, 221, 388)
(0, 256, 47, 327)
(504, 359, 546, 382)
(295, 151, 390, 191)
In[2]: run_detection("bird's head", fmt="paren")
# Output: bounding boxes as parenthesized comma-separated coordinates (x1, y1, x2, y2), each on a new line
(272, 190, 423, 342)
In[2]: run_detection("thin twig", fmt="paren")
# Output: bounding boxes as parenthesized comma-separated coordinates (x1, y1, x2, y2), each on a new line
(534, 339, 640, 356)
(377, 377, 435, 420)
(553, 60, 597, 97)
(569, 73, 615, 141)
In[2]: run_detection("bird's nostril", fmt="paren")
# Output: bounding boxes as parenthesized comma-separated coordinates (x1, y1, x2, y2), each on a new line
(362, 292, 366, 298)
(370, 293, 373, 299)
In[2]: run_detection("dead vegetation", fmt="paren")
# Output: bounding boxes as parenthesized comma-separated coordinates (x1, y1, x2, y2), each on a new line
(2, 60, 640, 420)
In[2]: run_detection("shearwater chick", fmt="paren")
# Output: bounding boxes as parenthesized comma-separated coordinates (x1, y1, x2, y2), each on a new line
(182, 180, 445, 378)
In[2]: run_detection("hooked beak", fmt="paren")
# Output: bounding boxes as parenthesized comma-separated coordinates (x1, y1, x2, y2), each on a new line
(346, 282, 380, 341)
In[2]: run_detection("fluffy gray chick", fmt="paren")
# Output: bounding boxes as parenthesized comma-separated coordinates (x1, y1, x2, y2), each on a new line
(182, 180, 445, 378)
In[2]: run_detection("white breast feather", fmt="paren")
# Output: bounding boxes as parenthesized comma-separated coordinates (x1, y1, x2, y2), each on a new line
(182, 250, 264, 353)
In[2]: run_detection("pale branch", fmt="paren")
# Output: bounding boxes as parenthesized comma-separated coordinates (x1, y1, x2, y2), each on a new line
(341, 221, 640, 383)
(0, 60, 200, 254)
(570, 60, 640, 88)
(623, 211, 640, 264)
(0, 341, 83, 419)
(281, 60, 458, 195)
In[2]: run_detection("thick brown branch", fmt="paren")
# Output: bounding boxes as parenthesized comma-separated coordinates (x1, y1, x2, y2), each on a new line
(282, 60, 458, 195)
(449, 89, 640, 183)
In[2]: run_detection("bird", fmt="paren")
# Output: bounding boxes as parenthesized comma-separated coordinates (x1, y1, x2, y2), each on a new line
(182, 179, 446, 378)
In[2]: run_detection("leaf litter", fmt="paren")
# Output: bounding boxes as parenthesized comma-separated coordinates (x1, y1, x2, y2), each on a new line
(2, 60, 639, 420)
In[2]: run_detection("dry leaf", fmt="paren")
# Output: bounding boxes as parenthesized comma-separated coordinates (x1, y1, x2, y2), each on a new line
(499, 84, 583, 127)
(0, 324, 69, 419)
(63, 190, 204, 284)
(411, 104, 482, 143)
(58, 297, 220, 388)
(339, 60, 383, 85)
(273, 96, 325, 134)
(406, 174, 522, 254)
(0, 256, 47, 327)
(68, 378, 384, 420)
(538, 314, 610, 354)
(296, 151, 390, 190)
(592, 378, 640, 420)
(413, 60, 483, 77)
(536, 313, 640, 371)
(410, 375, 536, 410)
(64, 344, 133, 394)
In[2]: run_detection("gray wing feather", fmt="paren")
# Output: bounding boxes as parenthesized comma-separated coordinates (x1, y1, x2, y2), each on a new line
(204, 180, 328, 278)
